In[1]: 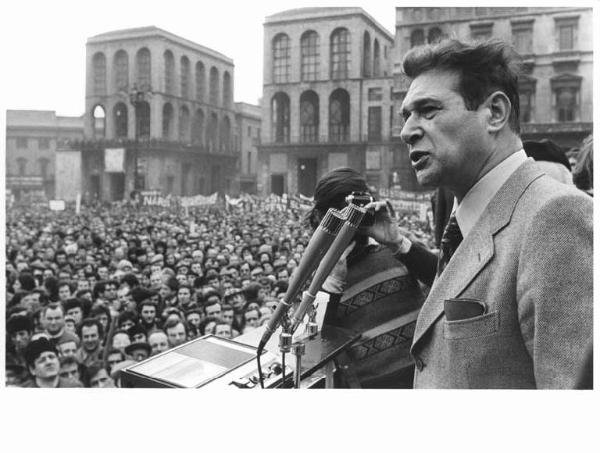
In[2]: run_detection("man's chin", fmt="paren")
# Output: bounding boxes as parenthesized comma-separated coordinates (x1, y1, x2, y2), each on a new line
(414, 172, 440, 189)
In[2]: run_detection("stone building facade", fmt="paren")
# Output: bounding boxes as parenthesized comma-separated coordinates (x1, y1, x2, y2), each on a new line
(235, 102, 261, 194)
(5, 110, 85, 202)
(257, 7, 405, 196)
(393, 7, 593, 153)
(73, 26, 240, 201)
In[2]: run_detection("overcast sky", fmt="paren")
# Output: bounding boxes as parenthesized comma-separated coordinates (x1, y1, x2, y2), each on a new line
(1, 0, 400, 116)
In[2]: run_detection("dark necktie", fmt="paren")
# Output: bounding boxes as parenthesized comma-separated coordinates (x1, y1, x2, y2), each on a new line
(437, 213, 463, 276)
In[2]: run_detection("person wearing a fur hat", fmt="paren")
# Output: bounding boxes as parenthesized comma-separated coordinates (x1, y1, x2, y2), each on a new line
(21, 337, 82, 387)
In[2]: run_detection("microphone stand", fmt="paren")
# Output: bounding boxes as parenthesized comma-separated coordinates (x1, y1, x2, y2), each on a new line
(278, 315, 292, 388)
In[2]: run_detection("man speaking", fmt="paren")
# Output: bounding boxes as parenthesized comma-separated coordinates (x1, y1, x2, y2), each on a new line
(365, 39, 592, 388)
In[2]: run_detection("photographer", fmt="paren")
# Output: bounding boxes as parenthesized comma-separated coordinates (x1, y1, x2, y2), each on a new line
(309, 168, 425, 388)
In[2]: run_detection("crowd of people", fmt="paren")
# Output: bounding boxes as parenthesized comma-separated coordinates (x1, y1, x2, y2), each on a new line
(5, 195, 434, 388)
(6, 128, 592, 389)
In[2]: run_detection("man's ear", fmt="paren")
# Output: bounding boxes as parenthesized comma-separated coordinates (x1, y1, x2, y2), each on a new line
(483, 90, 511, 133)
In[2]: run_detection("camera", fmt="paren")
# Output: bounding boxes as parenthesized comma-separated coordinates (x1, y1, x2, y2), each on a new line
(345, 192, 375, 227)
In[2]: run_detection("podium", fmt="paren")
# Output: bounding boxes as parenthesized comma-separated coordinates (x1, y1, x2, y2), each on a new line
(120, 316, 360, 389)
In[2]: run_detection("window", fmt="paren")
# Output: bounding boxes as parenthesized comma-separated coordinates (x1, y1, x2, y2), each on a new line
(362, 31, 371, 77)
(519, 91, 533, 123)
(196, 62, 205, 102)
(38, 137, 50, 149)
(39, 158, 50, 178)
(552, 74, 581, 122)
(180, 56, 190, 98)
(220, 116, 231, 151)
(114, 102, 128, 138)
(208, 113, 219, 151)
(512, 21, 533, 55)
(162, 103, 173, 139)
(166, 175, 175, 194)
(301, 31, 320, 82)
(136, 48, 151, 89)
(368, 88, 382, 101)
(300, 90, 319, 143)
(192, 109, 204, 145)
(428, 27, 443, 44)
(222, 71, 232, 108)
(518, 76, 536, 124)
(209, 67, 219, 106)
(556, 88, 577, 121)
(555, 17, 578, 51)
(329, 89, 350, 142)
(248, 126, 252, 137)
(92, 52, 107, 95)
(271, 92, 290, 143)
(164, 51, 175, 94)
(273, 34, 290, 83)
(135, 102, 150, 138)
(16, 137, 27, 149)
(330, 28, 350, 80)
(16, 157, 27, 176)
(92, 105, 106, 139)
(470, 23, 493, 41)
(368, 106, 382, 141)
(114, 50, 129, 91)
(373, 39, 381, 77)
(410, 29, 425, 48)
(179, 106, 190, 142)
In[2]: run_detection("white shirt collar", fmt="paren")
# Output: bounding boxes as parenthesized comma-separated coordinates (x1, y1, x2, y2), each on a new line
(455, 150, 528, 237)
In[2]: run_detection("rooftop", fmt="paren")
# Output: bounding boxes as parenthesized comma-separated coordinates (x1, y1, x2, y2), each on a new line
(265, 7, 393, 41)
(88, 26, 234, 65)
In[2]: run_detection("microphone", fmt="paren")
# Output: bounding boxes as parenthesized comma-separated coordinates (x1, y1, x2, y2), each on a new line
(257, 208, 345, 353)
(290, 204, 366, 332)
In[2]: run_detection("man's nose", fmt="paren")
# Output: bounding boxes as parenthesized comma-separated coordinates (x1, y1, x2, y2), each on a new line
(400, 115, 423, 146)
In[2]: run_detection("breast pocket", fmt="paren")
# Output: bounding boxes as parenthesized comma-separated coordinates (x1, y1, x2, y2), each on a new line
(443, 311, 499, 340)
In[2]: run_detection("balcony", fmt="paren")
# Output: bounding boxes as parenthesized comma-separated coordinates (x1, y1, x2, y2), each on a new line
(65, 137, 238, 157)
(521, 122, 592, 135)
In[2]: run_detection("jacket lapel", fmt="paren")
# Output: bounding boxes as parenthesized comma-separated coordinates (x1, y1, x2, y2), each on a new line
(411, 160, 544, 350)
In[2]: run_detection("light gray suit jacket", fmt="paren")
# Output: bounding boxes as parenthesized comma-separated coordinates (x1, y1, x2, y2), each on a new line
(411, 159, 593, 389)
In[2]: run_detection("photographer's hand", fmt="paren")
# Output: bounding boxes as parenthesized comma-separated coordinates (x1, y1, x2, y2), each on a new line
(359, 201, 412, 254)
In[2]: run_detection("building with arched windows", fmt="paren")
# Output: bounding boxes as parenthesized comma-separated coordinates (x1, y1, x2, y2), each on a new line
(65, 26, 242, 201)
(392, 6, 593, 177)
(257, 7, 397, 196)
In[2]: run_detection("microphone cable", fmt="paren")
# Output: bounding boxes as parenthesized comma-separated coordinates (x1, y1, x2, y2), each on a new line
(256, 349, 265, 389)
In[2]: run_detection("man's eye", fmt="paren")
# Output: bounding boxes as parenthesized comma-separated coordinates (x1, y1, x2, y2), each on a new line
(421, 107, 439, 119)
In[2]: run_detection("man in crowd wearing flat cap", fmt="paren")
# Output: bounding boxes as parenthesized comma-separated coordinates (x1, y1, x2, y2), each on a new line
(22, 337, 82, 387)
(55, 331, 80, 360)
(125, 341, 152, 362)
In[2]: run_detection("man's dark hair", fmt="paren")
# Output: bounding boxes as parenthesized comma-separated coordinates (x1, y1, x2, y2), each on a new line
(308, 167, 370, 229)
(139, 299, 157, 311)
(90, 304, 111, 323)
(82, 362, 107, 387)
(63, 297, 83, 312)
(78, 317, 104, 339)
(402, 39, 521, 133)
(120, 273, 140, 288)
(164, 318, 186, 334)
(117, 310, 139, 326)
(57, 279, 72, 291)
(41, 302, 64, 318)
